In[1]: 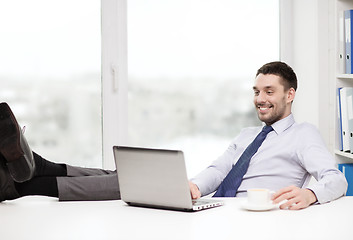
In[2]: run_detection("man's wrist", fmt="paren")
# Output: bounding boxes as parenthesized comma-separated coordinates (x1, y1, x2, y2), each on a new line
(306, 188, 318, 205)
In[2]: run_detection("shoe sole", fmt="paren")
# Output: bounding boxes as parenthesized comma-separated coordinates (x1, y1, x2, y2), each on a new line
(0, 103, 33, 182)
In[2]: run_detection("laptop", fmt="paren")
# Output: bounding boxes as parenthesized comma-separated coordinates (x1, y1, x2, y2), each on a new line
(113, 146, 223, 211)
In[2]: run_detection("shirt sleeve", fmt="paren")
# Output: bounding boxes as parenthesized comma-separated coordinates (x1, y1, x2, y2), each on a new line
(297, 124, 348, 204)
(190, 137, 239, 196)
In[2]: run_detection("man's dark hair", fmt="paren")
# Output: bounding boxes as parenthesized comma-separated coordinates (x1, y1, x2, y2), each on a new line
(256, 61, 297, 91)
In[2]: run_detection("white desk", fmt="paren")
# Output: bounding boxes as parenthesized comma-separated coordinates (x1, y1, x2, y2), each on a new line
(0, 196, 352, 240)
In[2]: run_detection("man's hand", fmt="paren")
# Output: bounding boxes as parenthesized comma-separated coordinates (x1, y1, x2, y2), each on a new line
(271, 185, 317, 210)
(189, 181, 201, 199)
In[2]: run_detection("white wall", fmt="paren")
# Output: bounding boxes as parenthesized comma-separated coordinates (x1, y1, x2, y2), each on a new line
(281, 0, 332, 149)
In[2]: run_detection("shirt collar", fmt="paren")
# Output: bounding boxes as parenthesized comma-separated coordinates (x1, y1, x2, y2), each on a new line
(265, 113, 295, 135)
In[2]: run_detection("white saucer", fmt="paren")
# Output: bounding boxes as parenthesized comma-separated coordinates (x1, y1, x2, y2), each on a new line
(241, 201, 277, 211)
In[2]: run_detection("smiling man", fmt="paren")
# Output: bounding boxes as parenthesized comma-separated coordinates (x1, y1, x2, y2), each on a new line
(189, 61, 347, 210)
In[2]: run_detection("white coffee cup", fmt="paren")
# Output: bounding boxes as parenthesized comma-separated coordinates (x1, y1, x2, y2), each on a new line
(247, 188, 274, 206)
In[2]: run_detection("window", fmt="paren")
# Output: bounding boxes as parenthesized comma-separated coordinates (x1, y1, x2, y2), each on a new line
(0, 0, 102, 167)
(128, 0, 279, 176)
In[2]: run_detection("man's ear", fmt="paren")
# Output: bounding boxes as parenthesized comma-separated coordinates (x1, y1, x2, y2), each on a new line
(287, 88, 296, 103)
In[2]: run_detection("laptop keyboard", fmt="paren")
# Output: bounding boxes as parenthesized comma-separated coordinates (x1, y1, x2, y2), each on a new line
(192, 200, 206, 206)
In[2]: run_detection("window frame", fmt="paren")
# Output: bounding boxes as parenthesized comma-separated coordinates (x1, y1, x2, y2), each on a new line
(101, 0, 128, 169)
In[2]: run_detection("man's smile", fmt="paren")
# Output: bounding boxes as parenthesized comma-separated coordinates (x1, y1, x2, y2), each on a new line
(257, 104, 273, 113)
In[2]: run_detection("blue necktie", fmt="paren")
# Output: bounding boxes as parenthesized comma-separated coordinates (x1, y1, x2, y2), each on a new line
(213, 125, 273, 197)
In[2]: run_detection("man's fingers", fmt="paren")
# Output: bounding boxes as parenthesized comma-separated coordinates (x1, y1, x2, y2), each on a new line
(274, 186, 316, 210)
(188, 181, 201, 199)
(191, 190, 200, 199)
(279, 197, 299, 209)
(280, 198, 307, 210)
(288, 202, 305, 210)
(272, 185, 296, 200)
(272, 187, 297, 204)
(272, 185, 302, 202)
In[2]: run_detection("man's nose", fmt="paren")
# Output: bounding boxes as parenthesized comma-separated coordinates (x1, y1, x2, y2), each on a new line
(256, 91, 267, 103)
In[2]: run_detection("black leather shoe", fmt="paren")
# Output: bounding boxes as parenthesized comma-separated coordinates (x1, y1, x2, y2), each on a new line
(0, 102, 35, 183)
(0, 156, 20, 202)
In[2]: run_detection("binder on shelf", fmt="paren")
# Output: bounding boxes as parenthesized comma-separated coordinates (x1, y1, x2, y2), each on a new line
(340, 87, 350, 152)
(337, 88, 343, 151)
(345, 10, 353, 74)
(339, 11, 346, 74)
(347, 88, 353, 152)
(338, 163, 353, 196)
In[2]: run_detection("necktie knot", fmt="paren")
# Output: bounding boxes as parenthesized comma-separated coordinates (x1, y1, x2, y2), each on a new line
(262, 125, 273, 134)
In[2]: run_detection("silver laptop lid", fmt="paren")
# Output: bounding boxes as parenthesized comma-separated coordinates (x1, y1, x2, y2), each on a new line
(113, 146, 193, 210)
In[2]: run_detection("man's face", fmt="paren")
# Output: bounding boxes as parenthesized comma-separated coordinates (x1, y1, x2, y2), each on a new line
(253, 74, 295, 125)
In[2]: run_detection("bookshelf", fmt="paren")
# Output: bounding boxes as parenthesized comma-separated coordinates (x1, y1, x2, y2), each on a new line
(334, 0, 353, 164)
(337, 74, 353, 79)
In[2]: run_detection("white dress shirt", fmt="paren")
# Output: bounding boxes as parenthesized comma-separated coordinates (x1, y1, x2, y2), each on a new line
(191, 114, 347, 204)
